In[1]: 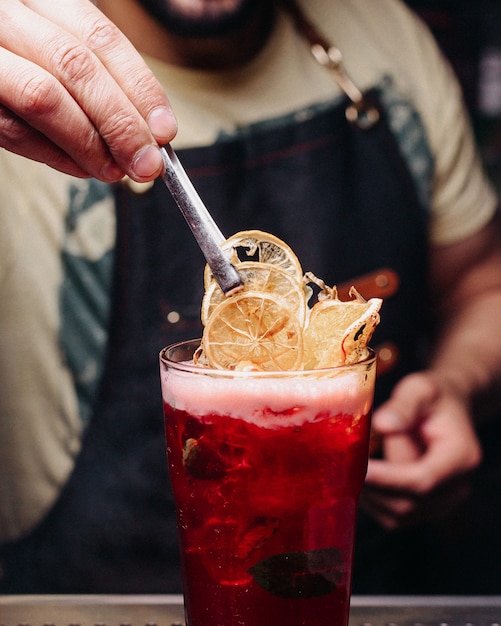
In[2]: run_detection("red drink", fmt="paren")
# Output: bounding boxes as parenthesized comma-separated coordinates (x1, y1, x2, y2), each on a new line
(160, 340, 376, 626)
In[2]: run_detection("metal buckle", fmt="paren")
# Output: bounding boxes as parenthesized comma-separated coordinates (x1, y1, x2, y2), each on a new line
(311, 43, 379, 129)
(346, 101, 380, 130)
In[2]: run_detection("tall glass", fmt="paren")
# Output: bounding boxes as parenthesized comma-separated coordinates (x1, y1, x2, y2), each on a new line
(160, 339, 376, 626)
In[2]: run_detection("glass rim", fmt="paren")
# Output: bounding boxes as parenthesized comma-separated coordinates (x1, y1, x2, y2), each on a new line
(160, 338, 376, 379)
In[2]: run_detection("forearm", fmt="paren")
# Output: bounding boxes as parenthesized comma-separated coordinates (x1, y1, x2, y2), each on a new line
(429, 291, 501, 406)
(428, 215, 501, 414)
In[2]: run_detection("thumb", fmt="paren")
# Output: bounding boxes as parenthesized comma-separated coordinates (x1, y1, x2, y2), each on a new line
(372, 372, 440, 434)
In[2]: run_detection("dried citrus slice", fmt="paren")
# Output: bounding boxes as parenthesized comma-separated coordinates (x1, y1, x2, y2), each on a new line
(201, 261, 307, 326)
(202, 291, 303, 371)
(204, 230, 303, 289)
(303, 293, 382, 369)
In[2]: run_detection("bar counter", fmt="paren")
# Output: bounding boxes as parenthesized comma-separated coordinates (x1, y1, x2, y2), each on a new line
(2, 595, 501, 626)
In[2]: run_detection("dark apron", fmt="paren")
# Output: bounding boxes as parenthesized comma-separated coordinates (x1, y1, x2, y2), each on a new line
(0, 90, 431, 593)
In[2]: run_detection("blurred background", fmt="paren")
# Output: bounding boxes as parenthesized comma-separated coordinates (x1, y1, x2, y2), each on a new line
(405, 0, 501, 193)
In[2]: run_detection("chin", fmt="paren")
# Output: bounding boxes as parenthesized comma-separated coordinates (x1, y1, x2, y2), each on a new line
(138, 0, 266, 37)
(168, 0, 248, 19)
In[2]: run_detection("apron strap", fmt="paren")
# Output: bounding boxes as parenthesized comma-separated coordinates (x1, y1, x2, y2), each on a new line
(281, 0, 380, 129)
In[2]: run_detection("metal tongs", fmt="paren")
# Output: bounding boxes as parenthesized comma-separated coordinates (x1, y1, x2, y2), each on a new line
(160, 145, 243, 296)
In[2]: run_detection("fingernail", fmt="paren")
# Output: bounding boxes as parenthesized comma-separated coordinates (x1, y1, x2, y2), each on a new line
(131, 145, 163, 179)
(148, 107, 177, 141)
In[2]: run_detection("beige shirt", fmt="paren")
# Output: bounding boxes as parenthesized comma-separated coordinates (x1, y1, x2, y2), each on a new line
(0, 0, 496, 542)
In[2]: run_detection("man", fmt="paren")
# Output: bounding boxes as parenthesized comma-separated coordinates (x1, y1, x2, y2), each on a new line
(1, 0, 501, 593)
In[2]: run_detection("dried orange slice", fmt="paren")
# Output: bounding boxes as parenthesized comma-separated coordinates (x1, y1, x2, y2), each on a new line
(204, 230, 303, 289)
(303, 291, 382, 369)
(202, 291, 303, 371)
(201, 261, 307, 327)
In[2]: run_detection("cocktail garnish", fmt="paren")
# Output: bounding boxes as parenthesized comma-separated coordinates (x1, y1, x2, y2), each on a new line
(200, 230, 382, 371)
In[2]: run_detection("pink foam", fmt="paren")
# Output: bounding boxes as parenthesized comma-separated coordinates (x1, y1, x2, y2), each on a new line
(161, 367, 375, 429)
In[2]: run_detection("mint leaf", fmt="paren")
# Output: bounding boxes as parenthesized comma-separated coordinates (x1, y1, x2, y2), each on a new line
(248, 547, 345, 598)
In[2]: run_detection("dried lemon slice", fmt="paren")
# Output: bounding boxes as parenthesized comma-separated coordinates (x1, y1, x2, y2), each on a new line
(204, 230, 303, 289)
(199, 231, 382, 371)
(202, 291, 303, 371)
(201, 261, 307, 327)
(303, 291, 382, 369)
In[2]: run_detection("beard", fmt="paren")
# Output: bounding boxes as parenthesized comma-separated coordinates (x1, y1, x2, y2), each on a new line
(136, 0, 269, 38)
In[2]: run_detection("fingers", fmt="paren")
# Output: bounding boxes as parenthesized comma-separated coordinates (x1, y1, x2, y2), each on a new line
(1, 0, 177, 180)
(361, 475, 473, 529)
(366, 453, 438, 494)
(364, 439, 474, 530)
(0, 46, 117, 179)
(368, 396, 481, 491)
(363, 376, 483, 530)
(0, 103, 90, 178)
(28, 0, 178, 143)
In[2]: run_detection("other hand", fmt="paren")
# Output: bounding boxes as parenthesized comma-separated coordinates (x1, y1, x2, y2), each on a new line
(362, 371, 482, 529)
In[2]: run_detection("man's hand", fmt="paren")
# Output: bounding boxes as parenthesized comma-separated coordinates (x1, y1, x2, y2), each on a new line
(0, 0, 177, 181)
(363, 371, 482, 529)
(363, 214, 501, 530)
